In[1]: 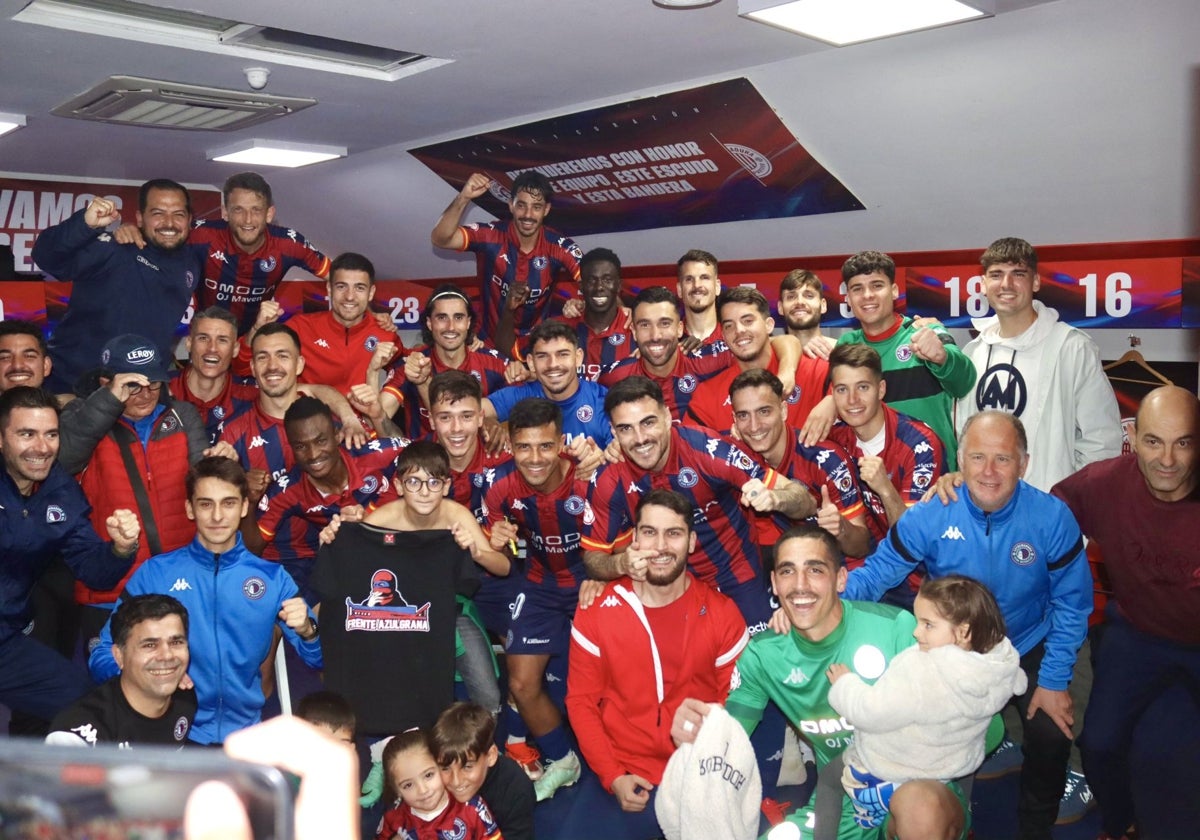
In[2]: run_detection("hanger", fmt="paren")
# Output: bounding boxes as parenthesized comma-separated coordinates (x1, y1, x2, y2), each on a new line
(1104, 348, 1171, 386)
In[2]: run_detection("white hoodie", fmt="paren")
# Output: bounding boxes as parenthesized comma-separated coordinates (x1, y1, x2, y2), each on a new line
(829, 638, 1027, 783)
(956, 301, 1121, 491)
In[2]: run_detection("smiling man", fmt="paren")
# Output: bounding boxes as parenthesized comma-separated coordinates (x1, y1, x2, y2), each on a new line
(568, 489, 748, 838)
(48, 594, 196, 748)
(561, 247, 636, 380)
(0, 320, 53, 394)
(383, 284, 511, 440)
(90, 457, 322, 745)
(1051, 386, 1200, 840)
(485, 321, 612, 448)
(431, 171, 582, 355)
(283, 251, 396, 395)
(168, 306, 259, 445)
(0, 385, 139, 726)
(33, 179, 202, 393)
(957, 237, 1120, 491)
(671, 524, 943, 840)
(845, 411, 1091, 839)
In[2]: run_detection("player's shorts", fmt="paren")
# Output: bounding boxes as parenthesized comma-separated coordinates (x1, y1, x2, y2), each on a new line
(832, 776, 971, 840)
(504, 584, 579, 656)
(719, 577, 774, 634)
(473, 572, 524, 638)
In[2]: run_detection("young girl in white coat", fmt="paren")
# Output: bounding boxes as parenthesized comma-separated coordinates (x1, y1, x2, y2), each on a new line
(827, 574, 1027, 833)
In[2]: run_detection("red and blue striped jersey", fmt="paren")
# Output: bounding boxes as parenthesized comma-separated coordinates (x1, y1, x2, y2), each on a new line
(751, 434, 865, 549)
(220, 402, 293, 495)
(599, 343, 730, 422)
(189, 220, 331, 334)
(828, 404, 946, 544)
(482, 458, 589, 590)
(442, 435, 512, 526)
(168, 369, 258, 445)
(684, 348, 829, 436)
(383, 346, 510, 439)
(558, 314, 636, 382)
(257, 437, 408, 589)
(458, 221, 582, 343)
(581, 425, 775, 593)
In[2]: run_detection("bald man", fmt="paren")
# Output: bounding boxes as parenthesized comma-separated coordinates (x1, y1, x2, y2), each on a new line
(1052, 386, 1200, 840)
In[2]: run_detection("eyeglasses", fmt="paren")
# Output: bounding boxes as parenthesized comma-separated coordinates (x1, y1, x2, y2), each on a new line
(126, 381, 165, 395)
(402, 476, 446, 493)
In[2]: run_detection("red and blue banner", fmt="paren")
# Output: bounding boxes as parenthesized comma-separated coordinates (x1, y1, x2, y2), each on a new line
(410, 77, 864, 235)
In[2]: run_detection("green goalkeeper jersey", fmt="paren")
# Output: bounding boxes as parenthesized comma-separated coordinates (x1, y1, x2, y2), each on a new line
(727, 600, 917, 769)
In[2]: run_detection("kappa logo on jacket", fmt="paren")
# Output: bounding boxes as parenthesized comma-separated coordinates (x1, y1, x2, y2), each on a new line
(170, 578, 192, 592)
(941, 526, 965, 541)
(600, 595, 621, 608)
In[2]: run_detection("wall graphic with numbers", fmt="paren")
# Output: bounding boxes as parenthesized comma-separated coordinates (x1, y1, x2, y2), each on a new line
(904, 259, 1182, 329)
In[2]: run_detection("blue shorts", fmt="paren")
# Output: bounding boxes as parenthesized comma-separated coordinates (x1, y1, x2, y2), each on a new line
(473, 572, 524, 638)
(504, 584, 579, 656)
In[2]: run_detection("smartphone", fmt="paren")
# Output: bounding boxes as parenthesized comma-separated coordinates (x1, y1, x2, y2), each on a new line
(0, 737, 294, 839)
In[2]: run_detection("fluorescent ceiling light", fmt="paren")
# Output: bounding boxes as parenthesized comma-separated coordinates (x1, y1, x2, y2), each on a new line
(208, 139, 345, 168)
(740, 0, 988, 46)
(0, 112, 27, 137)
(15, 0, 451, 82)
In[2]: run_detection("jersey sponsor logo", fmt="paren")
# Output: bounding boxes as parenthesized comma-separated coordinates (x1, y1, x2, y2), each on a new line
(258, 256, 277, 272)
(173, 716, 190, 741)
(600, 595, 621, 608)
(895, 344, 913, 362)
(243, 576, 267, 600)
(576, 404, 594, 423)
(45, 505, 66, 523)
(677, 467, 699, 488)
(797, 716, 855, 738)
(205, 278, 269, 299)
(678, 374, 697, 394)
(976, 362, 1028, 416)
(565, 495, 585, 516)
(522, 636, 551, 645)
(941, 526, 965, 540)
(170, 578, 192, 592)
(608, 333, 626, 346)
(1010, 541, 1037, 566)
(528, 531, 580, 555)
(782, 666, 808, 685)
(345, 569, 432, 632)
(314, 338, 330, 348)
(364, 336, 379, 352)
(852, 645, 887, 679)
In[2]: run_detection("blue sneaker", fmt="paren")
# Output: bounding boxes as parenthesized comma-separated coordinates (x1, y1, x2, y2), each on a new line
(975, 736, 1022, 780)
(1055, 769, 1095, 825)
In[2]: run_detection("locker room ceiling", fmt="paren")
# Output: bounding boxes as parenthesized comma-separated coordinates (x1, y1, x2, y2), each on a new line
(0, 0, 1197, 278)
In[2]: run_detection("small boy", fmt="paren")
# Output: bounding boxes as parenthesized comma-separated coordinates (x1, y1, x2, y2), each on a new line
(433, 702, 535, 840)
(296, 690, 356, 745)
